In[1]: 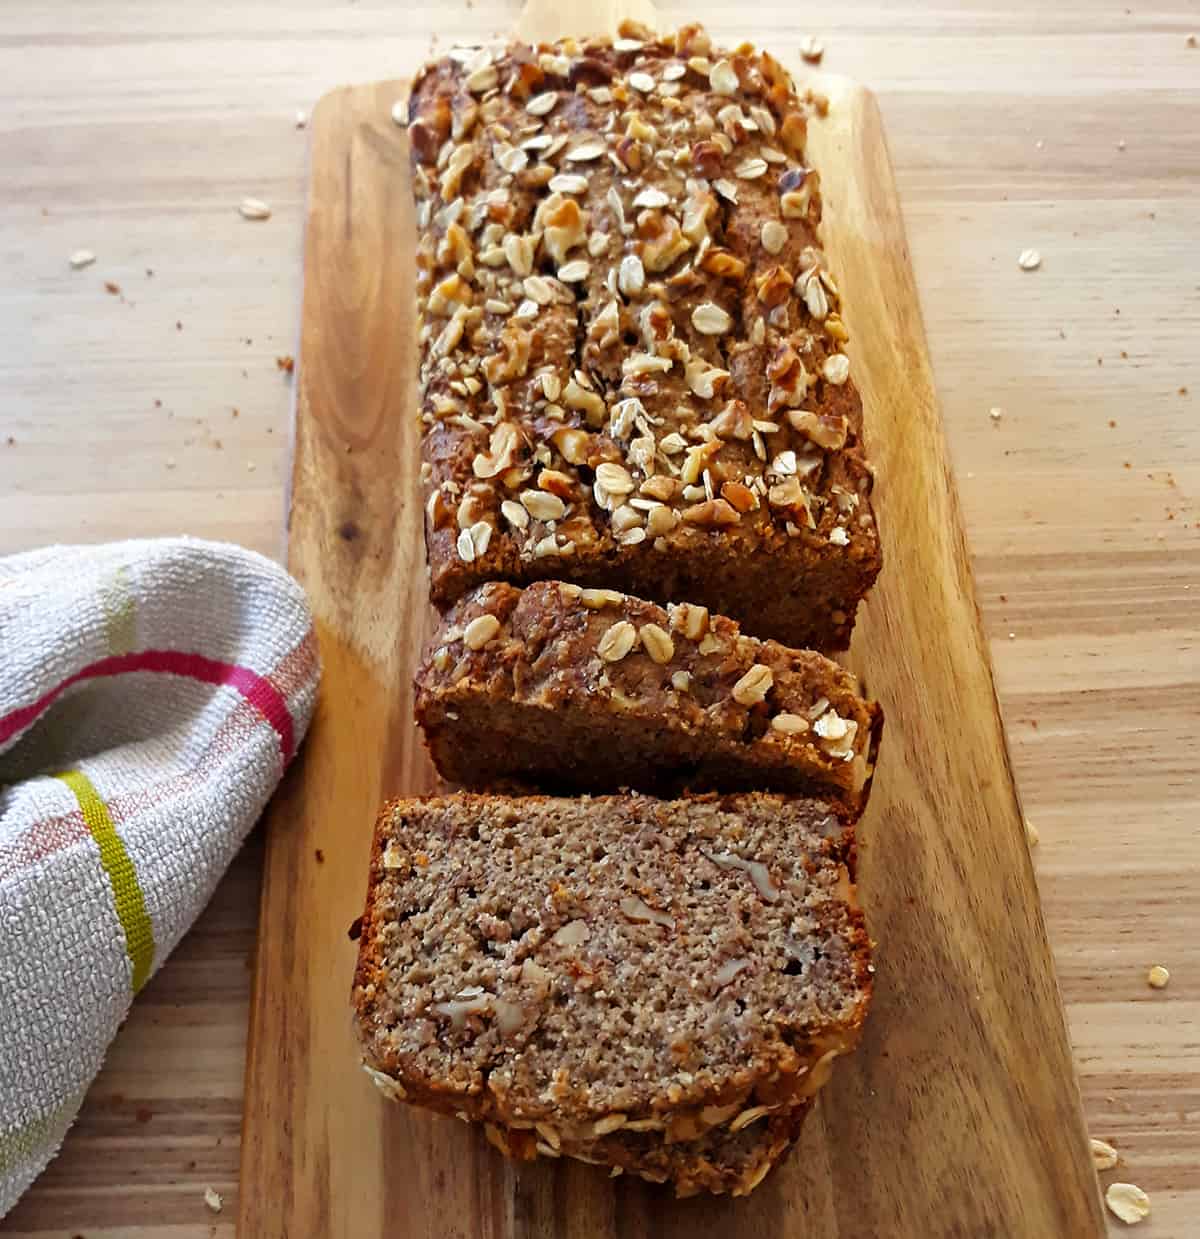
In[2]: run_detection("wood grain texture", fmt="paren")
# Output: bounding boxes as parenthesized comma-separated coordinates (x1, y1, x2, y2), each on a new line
(236, 26, 1107, 1239)
(1, 2, 1196, 1237)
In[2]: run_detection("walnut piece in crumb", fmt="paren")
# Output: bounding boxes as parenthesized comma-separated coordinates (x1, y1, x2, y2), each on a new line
(1147, 964, 1170, 989)
(1104, 1182, 1150, 1225)
(1089, 1137, 1119, 1170)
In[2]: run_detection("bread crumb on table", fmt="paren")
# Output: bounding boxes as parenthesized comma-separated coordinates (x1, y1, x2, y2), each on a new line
(1147, 964, 1170, 989)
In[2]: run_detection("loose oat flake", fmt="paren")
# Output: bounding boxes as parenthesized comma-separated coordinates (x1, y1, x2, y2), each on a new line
(1017, 248, 1041, 271)
(204, 1186, 223, 1213)
(1104, 1182, 1149, 1225)
(68, 249, 96, 269)
(1090, 1138, 1119, 1170)
(239, 197, 272, 221)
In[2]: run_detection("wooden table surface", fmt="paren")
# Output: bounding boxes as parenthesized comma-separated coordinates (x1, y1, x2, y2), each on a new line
(1, 2, 1196, 1236)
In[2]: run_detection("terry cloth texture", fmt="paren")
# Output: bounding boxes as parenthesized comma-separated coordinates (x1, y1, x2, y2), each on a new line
(0, 538, 319, 1217)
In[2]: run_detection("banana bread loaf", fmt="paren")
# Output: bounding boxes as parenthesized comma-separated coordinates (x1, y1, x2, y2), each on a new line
(415, 580, 881, 812)
(352, 791, 872, 1194)
(408, 22, 880, 651)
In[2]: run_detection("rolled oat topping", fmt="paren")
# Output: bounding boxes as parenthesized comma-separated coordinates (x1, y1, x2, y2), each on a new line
(409, 23, 879, 652)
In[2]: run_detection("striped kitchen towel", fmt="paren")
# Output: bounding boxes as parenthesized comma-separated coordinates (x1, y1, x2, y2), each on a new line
(0, 538, 319, 1217)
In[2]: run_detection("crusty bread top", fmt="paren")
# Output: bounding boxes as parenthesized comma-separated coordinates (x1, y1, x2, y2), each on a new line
(418, 580, 881, 808)
(409, 22, 877, 601)
(353, 792, 871, 1138)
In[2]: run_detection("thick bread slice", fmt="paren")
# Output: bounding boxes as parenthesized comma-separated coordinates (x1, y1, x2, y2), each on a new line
(415, 580, 882, 814)
(353, 792, 871, 1193)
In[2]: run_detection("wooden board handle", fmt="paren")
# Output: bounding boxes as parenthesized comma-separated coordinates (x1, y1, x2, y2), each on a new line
(515, 0, 658, 43)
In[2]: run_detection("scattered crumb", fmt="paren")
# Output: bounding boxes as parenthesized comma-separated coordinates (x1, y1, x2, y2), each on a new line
(348, 915, 364, 941)
(1124, 461, 1132, 469)
(5, 436, 14, 446)
(239, 197, 271, 221)
(315, 848, 325, 863)
(1007, 632, 1015, 640)
(391, 100, 407, 126)
(1090, 1137, 1119, 1170)
(276, 354, 295, 373)
(176, 320, 183, 331)
(203, 1186, 222, 1213)
(1109, 419, 1117, 427)
(989, 406, 1003, 423)
(1180, 386, 1189, 396)
(166, 458, 176, 470)
(1147, 964, 1170, 989)
(295, 109, 308, 128)
(1120, 350, 1127, 358)
(1025, 820, 1039, 847)
(999, 594, 1007, 602)
(154, 398, 162, 408)
(232, 408, 240, 417)
(1188, 33, 1197, 47)
(135, 1106, 153, 1123)
(1034, 138, 1044, 150)
(104, 281, 121, 295)
(1104, 1182, 1149, 1225)
(799, 34, 824, 63)
(247, 461, 257, 472)
(69, 249, 96, 269)
(1117, 139, 1126, 150)
(146, 267, 154, 277)
(1017, 248, 1041, 271)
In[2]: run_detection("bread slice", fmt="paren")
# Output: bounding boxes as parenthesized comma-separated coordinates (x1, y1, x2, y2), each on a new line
(414, 580, 882, 814)
(353, 792, 871, 1194)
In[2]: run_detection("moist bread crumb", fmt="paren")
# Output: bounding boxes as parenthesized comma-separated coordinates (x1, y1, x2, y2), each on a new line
(352, 791, 872, 1194)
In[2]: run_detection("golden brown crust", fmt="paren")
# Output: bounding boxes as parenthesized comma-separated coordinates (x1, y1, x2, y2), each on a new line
(408, 26, 879, 650)
(415, 580, 883, 812)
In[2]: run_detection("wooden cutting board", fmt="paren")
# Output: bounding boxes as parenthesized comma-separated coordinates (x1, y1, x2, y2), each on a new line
(239, 2, 1107, 1234)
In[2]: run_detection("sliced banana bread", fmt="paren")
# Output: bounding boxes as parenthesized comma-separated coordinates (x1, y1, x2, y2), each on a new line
(414, 580, 881, 813)
(352, 792, 872, 1194)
